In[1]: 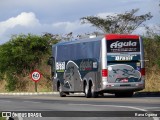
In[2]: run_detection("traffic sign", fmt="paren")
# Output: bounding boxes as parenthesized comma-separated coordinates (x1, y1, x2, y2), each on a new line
(31, 70, 41, 82)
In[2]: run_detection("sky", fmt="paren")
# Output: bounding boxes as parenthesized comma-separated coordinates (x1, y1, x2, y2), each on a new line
(0, 0, 159, 44)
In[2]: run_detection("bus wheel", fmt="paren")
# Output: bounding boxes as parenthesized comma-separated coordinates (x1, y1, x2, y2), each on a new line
(59, 84, 66, 97)
(91, 85, 98, 98)
(85, 84, 91, 98)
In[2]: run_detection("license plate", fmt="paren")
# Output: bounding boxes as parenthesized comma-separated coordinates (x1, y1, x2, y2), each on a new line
(120, 78, 128, 82)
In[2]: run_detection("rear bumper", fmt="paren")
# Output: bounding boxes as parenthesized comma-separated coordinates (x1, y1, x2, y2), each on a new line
(100, 82, 144, 93)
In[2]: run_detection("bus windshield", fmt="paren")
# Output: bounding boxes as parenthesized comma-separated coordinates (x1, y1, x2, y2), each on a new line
(107, 39, 140, 53)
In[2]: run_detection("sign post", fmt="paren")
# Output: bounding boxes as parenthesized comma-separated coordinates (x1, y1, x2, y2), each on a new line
(35, 82, 37, 92)
(30, 70, 41, 92)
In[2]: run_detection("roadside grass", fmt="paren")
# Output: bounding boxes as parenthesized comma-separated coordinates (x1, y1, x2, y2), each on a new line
(0, 117, 5, 120)
(0, 60, 53, 93)
(143, 70, 160, 92)
(0, 80, 6, 93)
(0, 113, 6, 120)
(0, 76, 52, 93)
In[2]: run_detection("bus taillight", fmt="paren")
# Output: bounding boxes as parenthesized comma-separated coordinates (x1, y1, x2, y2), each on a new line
(141, 68, 145, 76)
(102, 69, 108, 77)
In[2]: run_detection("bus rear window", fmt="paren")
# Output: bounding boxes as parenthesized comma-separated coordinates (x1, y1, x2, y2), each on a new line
(107, 39, 140, 53)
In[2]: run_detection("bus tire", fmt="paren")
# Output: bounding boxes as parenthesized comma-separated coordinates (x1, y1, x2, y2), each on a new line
(59, 84, 66, 97)
(115, 93, 121, 97)
(91, 85, 98, 98)
(85, 84, 91, 98)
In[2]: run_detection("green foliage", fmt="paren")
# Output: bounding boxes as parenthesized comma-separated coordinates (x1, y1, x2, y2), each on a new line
(0, 33, 58, 91)
(81, 9, 152, 34)
(144, 22, 160, 70)
(154, 36, 160, 68)
(143, 35, 160, 71)
(5, 70, 17, 91)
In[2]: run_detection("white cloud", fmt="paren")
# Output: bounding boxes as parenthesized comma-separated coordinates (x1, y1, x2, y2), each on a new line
(52, 20, 92, 34)
(0, 0, 159, 44)
(0, 12, 94, 44)
(0, 12, 40, 35)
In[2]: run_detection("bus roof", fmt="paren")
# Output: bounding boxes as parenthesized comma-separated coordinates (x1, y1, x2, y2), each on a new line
(53, 34, 140, 47)
(105, 34, 140, 40)
(54, 36, 103, 47)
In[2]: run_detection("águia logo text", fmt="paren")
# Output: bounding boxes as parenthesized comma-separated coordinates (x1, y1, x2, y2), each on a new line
(110, 41, 137, 48)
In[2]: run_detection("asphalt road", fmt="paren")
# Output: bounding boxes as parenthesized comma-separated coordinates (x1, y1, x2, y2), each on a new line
(0, 93, 160, 120)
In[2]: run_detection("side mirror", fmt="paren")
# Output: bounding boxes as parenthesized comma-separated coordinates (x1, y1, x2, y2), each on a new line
(52, 72, 55, 76)
(48, 57, 54, 66)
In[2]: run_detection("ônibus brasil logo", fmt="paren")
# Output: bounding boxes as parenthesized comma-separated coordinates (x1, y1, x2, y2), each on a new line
(110, 41, 137, 48)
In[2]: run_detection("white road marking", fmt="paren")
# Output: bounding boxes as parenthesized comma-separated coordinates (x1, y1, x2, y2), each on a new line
(69, 103, 159, 120)
(23, 100, 32, 102)
(23, 101, 41, 103)
(30, 101, 41, 104)
(69, 103, 147, 111)
(143, 107, 160, 110)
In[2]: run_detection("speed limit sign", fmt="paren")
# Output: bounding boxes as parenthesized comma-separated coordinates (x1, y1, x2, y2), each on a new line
(31, 70, 41, 82)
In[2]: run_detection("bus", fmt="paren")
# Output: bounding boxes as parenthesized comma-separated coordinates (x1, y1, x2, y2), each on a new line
(48, 34, 145, 98)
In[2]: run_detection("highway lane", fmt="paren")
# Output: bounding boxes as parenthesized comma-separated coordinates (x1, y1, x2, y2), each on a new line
(0, 94, 160, 120)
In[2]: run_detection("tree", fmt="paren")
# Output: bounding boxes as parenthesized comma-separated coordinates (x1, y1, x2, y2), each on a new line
(81, 9, 152, 34)
(0, 33, 58, 91)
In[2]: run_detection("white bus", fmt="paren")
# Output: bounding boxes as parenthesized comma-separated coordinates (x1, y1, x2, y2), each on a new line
(49, 34, 145, 98)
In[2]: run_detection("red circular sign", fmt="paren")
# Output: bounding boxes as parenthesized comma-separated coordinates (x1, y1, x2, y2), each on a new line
(31, 70, 42, 82)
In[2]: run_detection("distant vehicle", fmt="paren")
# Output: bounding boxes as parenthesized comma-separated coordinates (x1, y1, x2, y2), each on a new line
(48, 34, 145, 98)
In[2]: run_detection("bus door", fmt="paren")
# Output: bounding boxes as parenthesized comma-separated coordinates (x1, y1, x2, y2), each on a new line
(106, 35, 143, 84)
